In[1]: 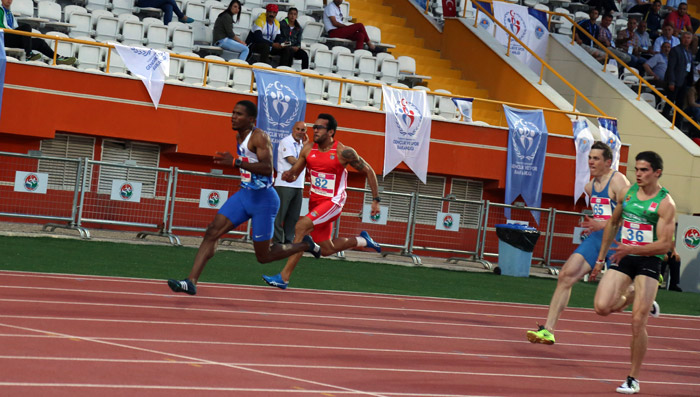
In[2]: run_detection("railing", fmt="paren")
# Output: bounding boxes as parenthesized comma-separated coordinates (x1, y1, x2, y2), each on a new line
(470, 2, 609, 117)
(2, 27, 603, 129)
(558, 12, 700, 132)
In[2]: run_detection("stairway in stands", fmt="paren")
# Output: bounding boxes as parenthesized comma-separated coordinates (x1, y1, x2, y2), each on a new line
(349, 0, 488, 99)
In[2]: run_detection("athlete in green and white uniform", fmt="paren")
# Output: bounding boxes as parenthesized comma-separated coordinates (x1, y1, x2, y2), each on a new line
(590, 151, 676, 395)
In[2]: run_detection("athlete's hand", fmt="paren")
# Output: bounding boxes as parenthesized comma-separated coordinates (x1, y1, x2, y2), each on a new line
(214, 151, 234, 167)
(281, 170, 297, 182)
(589, 260, 605, 282)
(581, 215, 602, 233)
(609, 241, 633, 264)
(370, 201, 380, 216)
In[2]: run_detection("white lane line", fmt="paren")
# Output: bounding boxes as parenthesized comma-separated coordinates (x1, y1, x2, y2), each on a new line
(3, 270, 698, 321)
(0, 322, 391, 397)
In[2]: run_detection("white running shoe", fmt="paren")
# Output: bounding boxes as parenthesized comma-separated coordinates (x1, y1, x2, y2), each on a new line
(650, 301, 660, 318)
(616, 376, 640, 394)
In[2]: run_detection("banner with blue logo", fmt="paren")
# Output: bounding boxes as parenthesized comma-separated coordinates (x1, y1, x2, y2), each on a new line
(598, 118, 620, 171)
(452, 97, 474, 122)
(254, 70, 306, 166)
(0, 31, 6, 122)
(504, 105, 548, 224)
(573, 120, 594, 206)
(526, 8, 549, 73)
(412, 0, 428, 11)
(383, 85, 432, 184)
(475, 1, 495, 34)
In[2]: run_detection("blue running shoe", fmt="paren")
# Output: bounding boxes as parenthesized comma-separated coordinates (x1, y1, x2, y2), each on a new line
(303, 234, 321, 258)
(360, 230, 381, 253)
(168, 278, 196, 295)
(262, 273, 288, 290)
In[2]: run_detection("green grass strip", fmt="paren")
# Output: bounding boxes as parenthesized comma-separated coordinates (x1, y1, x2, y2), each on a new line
(1, 236, 697, 316)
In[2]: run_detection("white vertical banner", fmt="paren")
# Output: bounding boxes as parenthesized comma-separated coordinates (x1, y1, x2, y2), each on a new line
(14, 171, 48, 194)
(110, 180, 143, 202)
(493, 2, 529, 62)
(198, 189, 229, 209)
(436, 212, 460, 232)
(573, 120, 594, 206)
(382, 85, 432, 184)
(452, 97, 474, 123)
(598, 118, 621, 171)
(112, 43, 169, 108)
(525, 8, 550, 73)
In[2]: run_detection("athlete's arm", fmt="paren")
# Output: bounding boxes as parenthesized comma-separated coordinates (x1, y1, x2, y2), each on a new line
(339, 144, 380, 216)
(612, 195, 677, 258)
(239, 129, 274, 176)
(590, 185, 629, 281)
(282, 142, 312, 182)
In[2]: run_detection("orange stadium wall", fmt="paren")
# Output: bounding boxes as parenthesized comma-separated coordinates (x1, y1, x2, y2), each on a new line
(0, 62, 626, 222)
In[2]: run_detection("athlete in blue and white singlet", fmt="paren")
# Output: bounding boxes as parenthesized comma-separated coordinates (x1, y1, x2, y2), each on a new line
(167, 101, 320, 295)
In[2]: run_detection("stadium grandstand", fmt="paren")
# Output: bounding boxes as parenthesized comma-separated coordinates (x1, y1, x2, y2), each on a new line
(1, 0, 699, 262)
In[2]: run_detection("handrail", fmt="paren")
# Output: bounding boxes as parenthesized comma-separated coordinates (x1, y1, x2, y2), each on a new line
(1, 27, 602, 125)
(470, 2, 609, 118)
(559, 12, 700, 132)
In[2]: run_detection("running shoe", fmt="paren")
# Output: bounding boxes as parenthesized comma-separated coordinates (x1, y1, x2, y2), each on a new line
(56, 56, 77, 65)
(360, 230, 381, 253)
(262, 273, 288, 290)
(303, 234, 321, 258)
(526, 324, 555, 345)
(616, 376, 640, 394)
(649, 301, 660, 318)
(167, 278, 197, 295)
(28, 52, 42, 61)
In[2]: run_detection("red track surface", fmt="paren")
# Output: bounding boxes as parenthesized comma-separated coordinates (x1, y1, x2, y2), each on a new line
(0, 270, 698, 396)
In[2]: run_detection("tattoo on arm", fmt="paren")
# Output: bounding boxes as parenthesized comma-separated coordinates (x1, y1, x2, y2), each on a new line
(342, 148, 366, 171)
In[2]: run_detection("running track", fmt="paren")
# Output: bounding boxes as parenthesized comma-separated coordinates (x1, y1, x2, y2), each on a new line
(0, 270, 698, 396)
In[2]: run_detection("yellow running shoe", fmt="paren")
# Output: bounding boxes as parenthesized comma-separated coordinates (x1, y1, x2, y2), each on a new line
(526, 324, 555, 345)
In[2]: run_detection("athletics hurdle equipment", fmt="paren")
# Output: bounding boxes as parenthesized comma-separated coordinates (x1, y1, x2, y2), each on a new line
(76, 159, 179, 245)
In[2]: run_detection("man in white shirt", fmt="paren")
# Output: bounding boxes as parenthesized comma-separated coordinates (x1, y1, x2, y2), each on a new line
(273, 121, 308, 244)
(323, 0, 377, 51)
(652, 24, 680, 54)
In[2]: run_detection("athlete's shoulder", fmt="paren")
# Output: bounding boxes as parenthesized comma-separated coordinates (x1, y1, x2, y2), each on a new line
(610, 170, 631, 196)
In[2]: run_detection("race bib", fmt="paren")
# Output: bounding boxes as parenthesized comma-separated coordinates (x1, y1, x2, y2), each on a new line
(621, 220, 654, 246)
(239, 157, 251, 183)
(591, 197, 613, 220)
(310, 170, 335, 198)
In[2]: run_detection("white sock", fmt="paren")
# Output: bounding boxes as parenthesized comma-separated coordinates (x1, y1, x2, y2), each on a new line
(356, 236, 367, 247)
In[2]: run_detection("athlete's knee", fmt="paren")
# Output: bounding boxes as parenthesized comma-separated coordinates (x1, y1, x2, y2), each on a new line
(594, 300, 613, 316)
(630, 311, 648, 335)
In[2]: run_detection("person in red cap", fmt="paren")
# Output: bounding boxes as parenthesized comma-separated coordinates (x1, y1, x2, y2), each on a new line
(246, 3, 295, 65)
(323, 0, 377, 52)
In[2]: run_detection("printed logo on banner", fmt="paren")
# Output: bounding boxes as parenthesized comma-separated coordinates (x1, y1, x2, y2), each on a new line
(503, 9, 527, 39)
(683, 227, 700, 250)
(263, 80, 301, 129)
(436, 212, 460, 232)
(110, 180, 142, 202)
(208, 192, 220, 207)
(120, 183, 134, 200)
(512, 118, 543, 164)
(535, 25, 545, 39)
(443, 215, 454, 228)
(24, 174, 39, 191)
(393, 98, 423, 137)
(479, 18, 491, 29)
(361, 204, 388, 225)
(198, 189, 229, 209)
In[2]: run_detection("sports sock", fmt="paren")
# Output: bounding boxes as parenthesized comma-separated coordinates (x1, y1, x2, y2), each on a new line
(356, 236, 367, 247)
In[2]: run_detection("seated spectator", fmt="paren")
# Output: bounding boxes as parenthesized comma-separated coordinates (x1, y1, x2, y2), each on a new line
(247, 4, 295, 66)
(574, 7, 606, 63)
(643, 1, 664, 41)
(323, 0, 377, 52)
(652, 23, 680, 54)
(664, 0, 682, 12)
(643, 41, 671, 86)
(613, 18, 646, 69)
(212, 0, 249, 61)
(636, 19, 654, 57)
(664, 2, 693, 35)
(279, 7, 309, 69)
(597, 13, 615, 49)
(0, 0, 75, 65)
(136, 0, 194, 25)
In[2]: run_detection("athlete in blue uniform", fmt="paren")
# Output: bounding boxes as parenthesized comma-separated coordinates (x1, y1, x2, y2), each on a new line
(527, 141, 630, 344)
(167, 100, 320, 295)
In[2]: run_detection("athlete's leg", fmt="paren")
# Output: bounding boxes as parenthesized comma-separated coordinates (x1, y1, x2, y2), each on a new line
(594, 269, 633, 316)
(279, 216, 316, 281)
(628, 273, 658, 378)
(188, 214, 235, 283)
(543, 253, 592, 331)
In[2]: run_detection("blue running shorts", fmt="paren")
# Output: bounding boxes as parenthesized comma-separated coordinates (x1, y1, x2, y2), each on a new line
(218, 187, 280, 242)
(574, 229, 619, 269)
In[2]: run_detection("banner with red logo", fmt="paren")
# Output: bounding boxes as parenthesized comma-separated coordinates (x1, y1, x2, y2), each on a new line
(198, 189, 229, 209)
(436, 212, 460, 232)
(110, 180, 143, 202)
(14, 171, 48, 194)
(362, 204, 388, 225)
(382, 85, 432, 184)
(676, 214, 700, 293)
(442, 0, 457, 17)
(492, 1, 549, 73)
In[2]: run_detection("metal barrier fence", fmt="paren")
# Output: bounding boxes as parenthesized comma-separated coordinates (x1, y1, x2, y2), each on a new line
(168, 168, 250, 243)
(1, 150, 598, 273)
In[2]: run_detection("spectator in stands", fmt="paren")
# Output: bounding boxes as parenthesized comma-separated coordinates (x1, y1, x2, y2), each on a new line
(652, 23, 680, 54)
(643, 0, 664, 41)
(663, 31, 694, 119)
(247, 4, 295, 66)
(0, 0, 76, 65)
(273, 121, 307, 244)
(136, 0, 194, 25)
(587, 0, 618, 15)
(636, 19, 654, 56)
(664, 0, 682, 12)
(664, 2, 693, 35)
(643, 41, 671, 86)
(323, 0, 377, 52)
(597, 13, 615, 49)
(212, 0, 249, 61)
(575, 8, 606, 63)
(279, 7, 309, 69)
(684, 78, 700, 123)
(627, 0, 651, 14)
(614, 18, 645, 69)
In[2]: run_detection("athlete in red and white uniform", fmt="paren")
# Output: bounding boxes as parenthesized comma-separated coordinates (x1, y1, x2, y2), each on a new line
(263, 113, 382, 289)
